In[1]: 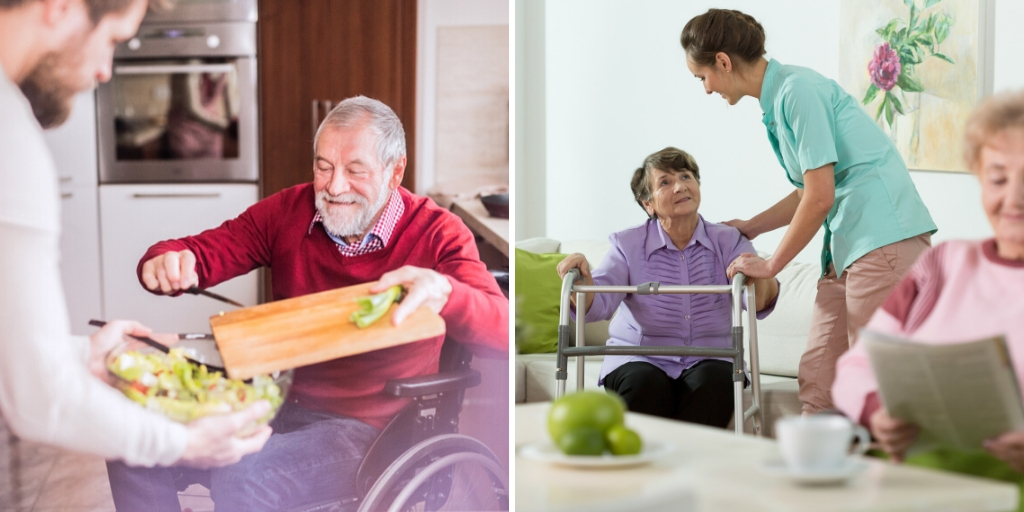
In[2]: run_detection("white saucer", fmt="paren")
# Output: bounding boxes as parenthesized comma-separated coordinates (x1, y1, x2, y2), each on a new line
(518, 440, 674, 469)
(759, 458, 869, 485)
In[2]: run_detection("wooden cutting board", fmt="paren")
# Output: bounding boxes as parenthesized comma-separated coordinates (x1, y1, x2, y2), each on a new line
(209, 282, 446, 380)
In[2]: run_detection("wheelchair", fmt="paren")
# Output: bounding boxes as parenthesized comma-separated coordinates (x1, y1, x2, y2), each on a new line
(172, 274, 510, 512)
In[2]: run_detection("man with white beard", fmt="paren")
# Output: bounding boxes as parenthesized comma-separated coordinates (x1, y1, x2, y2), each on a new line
(0, 0, 271, 472)
(111, 95, 509, 511)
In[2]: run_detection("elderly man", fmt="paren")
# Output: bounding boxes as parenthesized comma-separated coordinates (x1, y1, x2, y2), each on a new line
(106, 95, 509, 511)
(0, 0, 271, 472)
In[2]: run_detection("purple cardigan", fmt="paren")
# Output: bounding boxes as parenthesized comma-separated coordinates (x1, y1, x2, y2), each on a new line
(579, 216, 778, 384)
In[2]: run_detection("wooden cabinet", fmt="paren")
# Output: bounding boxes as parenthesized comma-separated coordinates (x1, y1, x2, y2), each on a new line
(258, 0, 417, 198)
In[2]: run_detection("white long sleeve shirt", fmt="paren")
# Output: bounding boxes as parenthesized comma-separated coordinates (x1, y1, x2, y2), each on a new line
(0, 65, 187, 466)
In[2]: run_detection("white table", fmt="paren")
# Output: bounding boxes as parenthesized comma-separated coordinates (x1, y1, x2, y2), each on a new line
(515, 402, 1019, 512)
(451, 199, 509, 257)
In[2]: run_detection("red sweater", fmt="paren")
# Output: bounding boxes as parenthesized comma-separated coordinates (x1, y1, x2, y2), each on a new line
(139, 185, 508, 429)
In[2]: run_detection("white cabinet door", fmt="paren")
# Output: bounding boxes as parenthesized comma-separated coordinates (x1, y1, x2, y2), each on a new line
(43, 91, 98, 188)
(99, 184, 259, 333)
(43, 91, 103, 335)
(59, 187, 103, 335)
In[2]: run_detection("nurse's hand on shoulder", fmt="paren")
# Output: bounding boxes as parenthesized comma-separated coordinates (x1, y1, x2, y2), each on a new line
(727, 253, 778, 279)
(985, 431, 1024, 472)
(723, 219, 757, 239)
(141, 250, 199, 294)
(371, 266, 453, 326)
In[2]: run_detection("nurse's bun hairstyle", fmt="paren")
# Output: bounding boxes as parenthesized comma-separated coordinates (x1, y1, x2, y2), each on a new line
(681, 9, 766, 68)
(631, 147, 701, 219)
(964, 89, 1024, 172)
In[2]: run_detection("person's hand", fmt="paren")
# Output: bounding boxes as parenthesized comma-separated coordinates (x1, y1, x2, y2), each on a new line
(88, 320, 158, 385)
(727, 253, 779, 279)
(141, 250, 199, 294)
(870, 407, 920, 463)
(176, 402, 274, 468)
(984, 431, 1024, 472)
(556, 253, 591, 283)
(370, 266, 453, 326)
(723, 218, 757, 239)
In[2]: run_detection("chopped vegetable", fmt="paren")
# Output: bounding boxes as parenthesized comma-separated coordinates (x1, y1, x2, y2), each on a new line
(108, 348, 283, 423)
(349, 285, 404, 329)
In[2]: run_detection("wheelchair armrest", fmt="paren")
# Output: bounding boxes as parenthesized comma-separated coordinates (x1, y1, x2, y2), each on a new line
(384, 368, 482, 397)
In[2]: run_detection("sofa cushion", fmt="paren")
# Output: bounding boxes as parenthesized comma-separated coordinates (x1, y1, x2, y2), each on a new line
(515, 248, 568, 354)
(518, 353, 603, 403)
(515, 237, 560, 254)
(747, 258, 818, 377)
(515, 358, 527, 403)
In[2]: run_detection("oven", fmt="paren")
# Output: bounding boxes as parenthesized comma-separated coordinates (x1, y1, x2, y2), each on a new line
(97, 19, 257, 183)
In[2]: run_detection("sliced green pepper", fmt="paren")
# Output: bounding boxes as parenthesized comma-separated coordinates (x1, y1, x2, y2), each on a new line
(350, 285, 404, 328)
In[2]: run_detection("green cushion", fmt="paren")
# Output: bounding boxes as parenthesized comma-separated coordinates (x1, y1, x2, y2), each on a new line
(515, 248, 567, 354)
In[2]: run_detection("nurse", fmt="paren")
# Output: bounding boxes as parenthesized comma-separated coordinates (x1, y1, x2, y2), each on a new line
(680, 8, 936, 414)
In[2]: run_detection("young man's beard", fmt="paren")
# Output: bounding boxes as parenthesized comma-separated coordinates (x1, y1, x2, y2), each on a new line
(19, 36, 89, 129)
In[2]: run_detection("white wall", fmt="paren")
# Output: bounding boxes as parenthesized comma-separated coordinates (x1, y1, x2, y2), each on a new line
(518, 0, 1024, 263)
(416, 0, 510, 194)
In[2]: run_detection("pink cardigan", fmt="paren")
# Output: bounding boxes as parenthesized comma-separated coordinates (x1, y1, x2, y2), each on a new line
(832, 239, 1024, 426)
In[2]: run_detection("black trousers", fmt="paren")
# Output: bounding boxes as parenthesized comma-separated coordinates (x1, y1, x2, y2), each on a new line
(603, 360, 735, 428)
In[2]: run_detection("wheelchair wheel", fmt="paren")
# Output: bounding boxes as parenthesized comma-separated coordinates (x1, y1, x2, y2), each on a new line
(357, 434, 508, 512)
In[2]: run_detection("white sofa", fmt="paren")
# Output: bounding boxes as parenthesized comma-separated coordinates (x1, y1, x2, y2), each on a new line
(515, 237, 821, 437)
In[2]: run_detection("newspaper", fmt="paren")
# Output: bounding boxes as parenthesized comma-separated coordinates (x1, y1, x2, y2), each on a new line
(861, 329, 1024, 451)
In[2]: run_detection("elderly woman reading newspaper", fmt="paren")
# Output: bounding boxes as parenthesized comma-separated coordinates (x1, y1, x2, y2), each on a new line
(832, 90, 1024, 506)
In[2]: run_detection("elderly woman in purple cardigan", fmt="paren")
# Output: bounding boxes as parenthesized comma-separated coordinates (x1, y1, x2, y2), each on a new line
(557, 147, 780, 427)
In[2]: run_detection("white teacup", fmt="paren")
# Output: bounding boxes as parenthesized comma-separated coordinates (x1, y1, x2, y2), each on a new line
(775, 415, 870, 472)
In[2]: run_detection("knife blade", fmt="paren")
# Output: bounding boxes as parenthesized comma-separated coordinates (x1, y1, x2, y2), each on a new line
(186, 286, 246, 308)
(89, 319, 227, 374)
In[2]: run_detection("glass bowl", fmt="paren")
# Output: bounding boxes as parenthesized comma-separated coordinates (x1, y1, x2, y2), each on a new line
(106, 340, 292, 426)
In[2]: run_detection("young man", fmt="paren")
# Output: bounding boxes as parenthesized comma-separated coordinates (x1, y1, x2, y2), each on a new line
(109, 96, 510, 511)
(0, 0, 271, 469)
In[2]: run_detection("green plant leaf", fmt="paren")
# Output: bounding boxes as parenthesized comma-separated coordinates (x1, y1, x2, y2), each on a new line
(890, 92, 905, 115)
(876, 94, 887, 121)
(925, 0, 941, 9)
(885, 95, 894, 126)
(863, 83, 880, 105)
(933, 52, 955, 64)
(896, 27, 908, 45)
(897, 72, 925, 92)
(918, 33, 935, 46)
(909, 4, 918, 30)
(904, 0, 915, 8)
(925, 13, 936, 32)
(935, 17, 950, 43)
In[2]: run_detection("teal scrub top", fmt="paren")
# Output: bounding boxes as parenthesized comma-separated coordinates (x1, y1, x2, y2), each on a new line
(758, 59, 936, 277)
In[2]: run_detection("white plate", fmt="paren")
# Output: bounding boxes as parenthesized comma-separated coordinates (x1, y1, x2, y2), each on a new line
(518, 440, 674, 468)
(759, 458, 869, 485)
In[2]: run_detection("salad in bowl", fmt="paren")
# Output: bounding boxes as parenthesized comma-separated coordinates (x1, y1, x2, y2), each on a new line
(107, 345, 289, 424)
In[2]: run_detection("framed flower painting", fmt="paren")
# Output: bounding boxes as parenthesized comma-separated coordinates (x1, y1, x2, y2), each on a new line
(838, 0, 994, 172)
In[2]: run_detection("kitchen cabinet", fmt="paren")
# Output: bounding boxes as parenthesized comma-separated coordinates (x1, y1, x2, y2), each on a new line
(258, 0, 417, 197)
(99, 184, 259, 333)
(43, 92, 103, 335)
(258, 0, 417, 301)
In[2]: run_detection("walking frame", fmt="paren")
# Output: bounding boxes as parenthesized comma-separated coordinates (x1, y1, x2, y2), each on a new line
(555, 269, 764, 436)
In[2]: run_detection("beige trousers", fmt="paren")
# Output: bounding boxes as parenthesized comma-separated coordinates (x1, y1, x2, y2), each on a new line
(797, 233, 931, 414)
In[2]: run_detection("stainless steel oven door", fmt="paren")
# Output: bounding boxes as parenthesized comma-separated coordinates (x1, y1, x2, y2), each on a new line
(97, 57, 257, 183)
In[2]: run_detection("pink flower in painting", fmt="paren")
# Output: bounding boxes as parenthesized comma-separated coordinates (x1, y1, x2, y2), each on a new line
(868, 42, 901, 91)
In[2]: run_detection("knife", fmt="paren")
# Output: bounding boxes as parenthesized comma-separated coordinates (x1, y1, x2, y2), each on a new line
(186, 286, 246, 308)
(89, 319, 227, 374)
